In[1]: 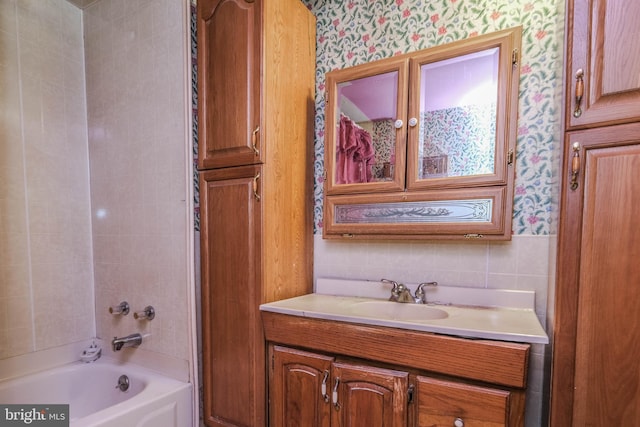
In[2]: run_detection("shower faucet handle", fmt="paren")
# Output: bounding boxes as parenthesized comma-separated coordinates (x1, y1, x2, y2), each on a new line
(133, 305, 155, 321)
(109, 301, 130, 315)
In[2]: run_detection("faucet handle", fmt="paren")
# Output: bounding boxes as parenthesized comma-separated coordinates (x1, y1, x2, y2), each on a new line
(382, 279, 414, 302)
(381, 278, 399, 290)
(381, 279, 401, 298)
(133, 305, 155, 321)
(415, 281, 438, 303)
(109, 301, 130, 315)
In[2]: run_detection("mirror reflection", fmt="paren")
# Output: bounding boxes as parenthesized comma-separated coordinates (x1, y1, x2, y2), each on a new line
(336, 71, 399, 184)
(417, 48, 499, 180)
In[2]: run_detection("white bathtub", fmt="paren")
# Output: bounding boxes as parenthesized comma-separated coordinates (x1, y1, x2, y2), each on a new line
(0, 358, 192, 427)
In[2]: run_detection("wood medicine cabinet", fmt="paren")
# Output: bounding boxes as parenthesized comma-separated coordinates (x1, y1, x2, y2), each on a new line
(323, 27, 522, 240)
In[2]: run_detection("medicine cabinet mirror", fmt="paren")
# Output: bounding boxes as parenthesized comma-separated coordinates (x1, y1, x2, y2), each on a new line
(323, 27, 522, 240)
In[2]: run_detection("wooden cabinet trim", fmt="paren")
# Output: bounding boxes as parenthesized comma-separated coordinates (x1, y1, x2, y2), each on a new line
(262, 312, 529, 388)
(323, 186, 508, 240)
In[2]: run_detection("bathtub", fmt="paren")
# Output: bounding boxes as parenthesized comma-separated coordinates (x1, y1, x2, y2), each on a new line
(0, 358, 192, 427)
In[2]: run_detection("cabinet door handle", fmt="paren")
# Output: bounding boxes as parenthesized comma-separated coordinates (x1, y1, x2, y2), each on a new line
(253, 172, 261, 201)
(573, 69, 584, 118)
(454, 417, 464, 427)
(332, 377, 340, 410)
(251, 126, 260, 156)
(321, 370, 330, 403)
(570, 142, 580, 191)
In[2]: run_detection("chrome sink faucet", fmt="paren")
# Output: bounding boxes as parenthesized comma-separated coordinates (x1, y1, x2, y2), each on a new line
(112, 333, 142, 351)
(381, 279, 414, 303)
(414, 281, 438, 304)
(382, 279, 438, 304)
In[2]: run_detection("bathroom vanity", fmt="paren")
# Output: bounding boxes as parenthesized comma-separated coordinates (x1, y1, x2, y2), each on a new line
(260, 279, 548, 427)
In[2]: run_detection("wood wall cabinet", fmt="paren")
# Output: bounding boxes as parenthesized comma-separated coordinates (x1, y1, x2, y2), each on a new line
(264, 312, 529, 427)
(322, 27, 521, 240)
(550, 123, 640, 426)
(565, 1, 640, 129)
(197, 0, 260, 170)
(550, 1, 640, 425)
(197, 0, 316, 426)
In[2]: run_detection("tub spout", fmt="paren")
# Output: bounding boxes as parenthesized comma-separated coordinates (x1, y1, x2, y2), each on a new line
(112, 333, 143, 351)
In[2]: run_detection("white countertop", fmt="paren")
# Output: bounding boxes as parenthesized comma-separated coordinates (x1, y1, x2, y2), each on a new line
(260, 278, 549, 344)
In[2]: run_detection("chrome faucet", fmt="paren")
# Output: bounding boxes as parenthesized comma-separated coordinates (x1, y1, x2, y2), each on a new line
(381, 279, 414, 303)
(112, 333, 142, 351)
(414, 281, 438, 304)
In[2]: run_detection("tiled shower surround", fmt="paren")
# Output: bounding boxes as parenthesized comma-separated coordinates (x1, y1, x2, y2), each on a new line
(85, 0, 191, 370)
(0, 0, 192, 379)
(0, 0, 93, 358)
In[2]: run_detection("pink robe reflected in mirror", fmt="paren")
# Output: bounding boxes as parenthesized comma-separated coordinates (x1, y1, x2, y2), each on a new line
(336, 115, 376, 184)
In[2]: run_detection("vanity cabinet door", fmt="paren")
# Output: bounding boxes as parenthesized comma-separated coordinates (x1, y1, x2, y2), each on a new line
(414, 376, 521, 427)
(197, 0, 262, 170)
(270, 346, 333, 427)
(331, 362, 409, 427)
(566, 0, 640, 129)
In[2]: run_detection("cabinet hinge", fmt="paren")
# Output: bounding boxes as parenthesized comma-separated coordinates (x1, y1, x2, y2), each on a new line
(507, 149, 514, 165)
(512, 48, 519, 67)
(407, 384, 415, 404)
(271, 353, 274, 371)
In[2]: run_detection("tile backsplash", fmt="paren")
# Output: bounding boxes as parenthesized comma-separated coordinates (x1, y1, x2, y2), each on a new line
(314, 234, 555, 426)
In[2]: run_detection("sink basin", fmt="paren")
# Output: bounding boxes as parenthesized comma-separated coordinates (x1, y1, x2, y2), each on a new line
(348, 301, 448, 321)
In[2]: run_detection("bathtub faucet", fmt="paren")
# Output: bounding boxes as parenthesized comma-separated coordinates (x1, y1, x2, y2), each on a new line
(112, 333, 143, 351)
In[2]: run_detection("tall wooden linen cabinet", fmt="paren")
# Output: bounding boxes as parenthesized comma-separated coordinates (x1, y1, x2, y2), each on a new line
(550, 1, 640, 426)
(196, 0, 316, 426)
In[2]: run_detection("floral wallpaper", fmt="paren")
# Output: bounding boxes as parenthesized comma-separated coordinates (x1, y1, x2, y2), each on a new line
(302, 0, 564, 235)
(371, 119, 394, 178)
(191, 0, 200, 232)
(420, 105, 496, 178)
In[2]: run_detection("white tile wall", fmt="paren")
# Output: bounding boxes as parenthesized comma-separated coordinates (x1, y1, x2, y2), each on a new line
(0, 0, 93, 359)
(84, 0, 191, 365)
(0, 0, 191, 379)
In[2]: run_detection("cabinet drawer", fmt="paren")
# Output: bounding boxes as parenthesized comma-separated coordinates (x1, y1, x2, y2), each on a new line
(415, 376, 511, 427)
